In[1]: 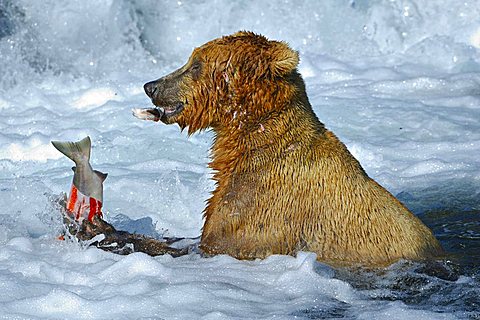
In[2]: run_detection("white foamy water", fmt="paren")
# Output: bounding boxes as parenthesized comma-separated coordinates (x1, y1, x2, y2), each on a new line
(0, 1, 479, 319)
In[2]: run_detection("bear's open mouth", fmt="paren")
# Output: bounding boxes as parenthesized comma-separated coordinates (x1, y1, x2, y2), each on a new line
(154, 101, 185, 121)
(162, 102, 185, 117)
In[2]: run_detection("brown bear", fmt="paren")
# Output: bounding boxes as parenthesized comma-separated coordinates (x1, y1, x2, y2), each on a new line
(143, 31, 443, 267)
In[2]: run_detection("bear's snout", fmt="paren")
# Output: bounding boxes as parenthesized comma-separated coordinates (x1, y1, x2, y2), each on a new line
(143, 72, 187, 124)
(144, 81, 158, 99)
(144, 72, 183, 106)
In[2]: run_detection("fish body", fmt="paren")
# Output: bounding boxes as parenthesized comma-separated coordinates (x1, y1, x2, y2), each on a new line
(51, 136, 107, 222)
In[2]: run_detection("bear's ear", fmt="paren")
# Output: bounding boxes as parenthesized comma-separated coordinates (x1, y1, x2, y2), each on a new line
(269, 41, 299, 76)
(232, 30, 252, 38)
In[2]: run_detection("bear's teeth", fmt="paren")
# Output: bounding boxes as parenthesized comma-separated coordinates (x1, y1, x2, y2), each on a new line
(164, 107, 176, 115)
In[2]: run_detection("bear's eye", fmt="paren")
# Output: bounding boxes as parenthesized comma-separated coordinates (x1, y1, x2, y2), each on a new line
(191, 62, 201, 71)
(190, 61, 202, 79)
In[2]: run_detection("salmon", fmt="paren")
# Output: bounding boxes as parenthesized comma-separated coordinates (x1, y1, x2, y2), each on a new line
(51, 136, 107, 222)
(51, 136, 190, 257)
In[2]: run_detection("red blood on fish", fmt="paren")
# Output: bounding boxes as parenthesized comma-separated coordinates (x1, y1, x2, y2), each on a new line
(67, 184, 103, 222)
(67, 185, 78, 213)
(88, 197, 103, 221)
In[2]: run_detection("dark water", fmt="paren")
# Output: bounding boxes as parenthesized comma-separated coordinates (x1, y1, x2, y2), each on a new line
(331, 189, 480, 319)
(399, 186, 480, 277)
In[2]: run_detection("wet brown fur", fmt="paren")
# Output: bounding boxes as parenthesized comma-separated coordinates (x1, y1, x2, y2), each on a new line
(149, 31, 443, 267)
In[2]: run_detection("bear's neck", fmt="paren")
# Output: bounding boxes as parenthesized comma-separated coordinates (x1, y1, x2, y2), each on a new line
(209, 100, 326, 178)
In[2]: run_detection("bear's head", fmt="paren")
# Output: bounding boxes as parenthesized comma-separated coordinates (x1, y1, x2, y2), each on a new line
(144, 31, 300, 134)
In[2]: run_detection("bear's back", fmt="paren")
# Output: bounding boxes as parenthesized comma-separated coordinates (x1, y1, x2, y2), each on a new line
(201, 107, 443, 266)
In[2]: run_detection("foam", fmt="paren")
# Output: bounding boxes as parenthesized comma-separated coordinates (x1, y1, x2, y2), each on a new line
(471, 27, 480, 48)
(71, 88, 122, 110)
(0, 139, 62, 162)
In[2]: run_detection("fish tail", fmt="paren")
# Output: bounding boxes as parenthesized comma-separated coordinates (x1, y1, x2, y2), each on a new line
(51, 136, 91, 164)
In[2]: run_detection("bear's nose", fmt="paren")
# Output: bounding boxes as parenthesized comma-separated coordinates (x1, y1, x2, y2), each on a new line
(144, 81, 157, 98)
